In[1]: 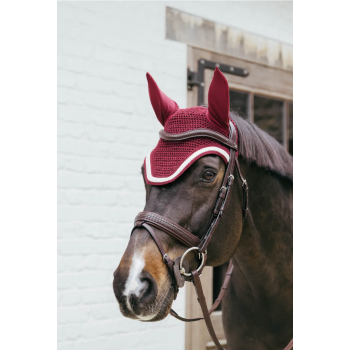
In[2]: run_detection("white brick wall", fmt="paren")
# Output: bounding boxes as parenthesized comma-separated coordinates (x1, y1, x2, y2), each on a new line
(57, 2, 292, 349)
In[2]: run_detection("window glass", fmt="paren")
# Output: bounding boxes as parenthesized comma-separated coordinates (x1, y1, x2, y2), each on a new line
(254, 95, 283, 144)
(229, 90, 248, 119)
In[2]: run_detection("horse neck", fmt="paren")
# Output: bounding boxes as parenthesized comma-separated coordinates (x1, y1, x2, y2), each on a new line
(231, 159, 293, 313)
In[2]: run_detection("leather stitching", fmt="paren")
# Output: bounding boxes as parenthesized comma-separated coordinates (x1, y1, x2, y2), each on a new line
(159, 129, 237, 150)
(135, 212, 199, 247)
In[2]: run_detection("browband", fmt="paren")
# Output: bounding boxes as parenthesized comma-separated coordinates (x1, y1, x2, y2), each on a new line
(159, 128, 238, 150)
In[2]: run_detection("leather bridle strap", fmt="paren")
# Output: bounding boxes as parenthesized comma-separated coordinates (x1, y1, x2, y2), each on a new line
(209, 260, 234, 312)
(170, 260, 234, 322)
(235, 158, 249, 218)
(135, 212, 199, 247)
(135, 220, 232, 350)
(198, 143, 237, 253)
(132, 222, 180, 299)
(159, 128, 238, 149)
(192, 269, 224, 350)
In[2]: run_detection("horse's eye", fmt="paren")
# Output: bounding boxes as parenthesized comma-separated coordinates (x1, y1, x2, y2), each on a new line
(203, 171, 216, 181)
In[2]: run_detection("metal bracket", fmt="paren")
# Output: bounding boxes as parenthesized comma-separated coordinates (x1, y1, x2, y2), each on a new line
(187, 59, 249, 106)
(187, 69, 203, 89)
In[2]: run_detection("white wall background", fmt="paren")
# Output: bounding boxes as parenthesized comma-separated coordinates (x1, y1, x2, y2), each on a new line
(57, 2, 292, 350)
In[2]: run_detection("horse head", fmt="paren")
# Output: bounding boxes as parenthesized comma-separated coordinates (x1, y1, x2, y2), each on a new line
(113, 68, 244, 321)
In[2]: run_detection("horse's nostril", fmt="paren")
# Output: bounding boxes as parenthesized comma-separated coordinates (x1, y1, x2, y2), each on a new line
(139, 271, 158, 304)
(127, 270, 158, 314)
(113, 265, 159, 316)
(139, 279, 150, 298)
(138, 271, 158, 305)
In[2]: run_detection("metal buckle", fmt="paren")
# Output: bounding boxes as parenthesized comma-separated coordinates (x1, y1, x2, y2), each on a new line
(163, 253, 169, 262)
(228, 174, 234, 180)
(179, 247, 206, 277)
(219, 186, 227, 192)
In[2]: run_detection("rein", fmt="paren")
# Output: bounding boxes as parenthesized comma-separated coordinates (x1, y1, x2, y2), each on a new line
(131, 121, 292, 350)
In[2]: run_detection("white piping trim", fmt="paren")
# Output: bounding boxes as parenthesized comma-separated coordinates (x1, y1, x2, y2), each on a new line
(145, 147, 230, 183)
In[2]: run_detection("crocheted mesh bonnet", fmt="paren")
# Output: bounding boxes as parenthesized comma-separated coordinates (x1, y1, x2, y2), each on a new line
(144, 68, 232, 185)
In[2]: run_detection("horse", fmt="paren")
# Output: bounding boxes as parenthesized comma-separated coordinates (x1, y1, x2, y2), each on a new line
(113, 68, 293, 350)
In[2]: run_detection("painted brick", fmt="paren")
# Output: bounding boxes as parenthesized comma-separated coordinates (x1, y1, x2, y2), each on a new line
(65, 156, 86, 172)
(58, 105, 95, 124)
(58, 53, 90, 73)
(90, 303, 120, 320)
(57, 87, 69, 104)
(58, 222, 84, 239)
(58, 205, 111, 222)
(57, 305, 90, 323)
(58, 240, 95, 256)
(93, 110, 129, 128)
(93, 239, 127, 255)
(82, 288, 114, 305)
(59, 37, 93, 58)
(84, 157, 102, 174)
(58, 290, 83, 306)
(62, 271, 112, 289)
(87, 174, 126, 190)
(58, 324, 82, 342)
(57, 70, 77, 88)
(74, 334, 139, 350)
(58, 256, 84, 272)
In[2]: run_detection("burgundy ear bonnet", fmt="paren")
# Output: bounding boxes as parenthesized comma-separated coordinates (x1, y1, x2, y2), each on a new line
(145, 68, 231, 185)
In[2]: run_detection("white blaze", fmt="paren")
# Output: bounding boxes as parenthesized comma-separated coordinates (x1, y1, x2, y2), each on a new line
(123, 251, 146, 307)
(122, 249, 159, 321)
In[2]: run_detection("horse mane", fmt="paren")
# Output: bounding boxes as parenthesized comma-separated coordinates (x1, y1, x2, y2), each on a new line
(230, 112, 293, 181)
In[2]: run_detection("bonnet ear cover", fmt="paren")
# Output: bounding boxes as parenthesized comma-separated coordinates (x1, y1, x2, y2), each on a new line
(144, 68, 231, 186)
(146, 73, 179, 126)
(207, 67, 230, 135)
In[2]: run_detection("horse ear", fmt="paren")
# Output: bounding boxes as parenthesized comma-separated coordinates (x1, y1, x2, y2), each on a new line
(146, 73, 179, 126)
(207, 67, 230, 133)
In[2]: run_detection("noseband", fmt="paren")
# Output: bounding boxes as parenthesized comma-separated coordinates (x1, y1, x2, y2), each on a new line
(130, 122, 292, 350)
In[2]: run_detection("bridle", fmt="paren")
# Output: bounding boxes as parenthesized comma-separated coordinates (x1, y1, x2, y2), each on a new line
(131, 121, 292, 350)
(131, 121, 244, 349)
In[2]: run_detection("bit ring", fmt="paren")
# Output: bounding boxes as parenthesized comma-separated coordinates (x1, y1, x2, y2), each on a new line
(179, 247, 206, 277)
